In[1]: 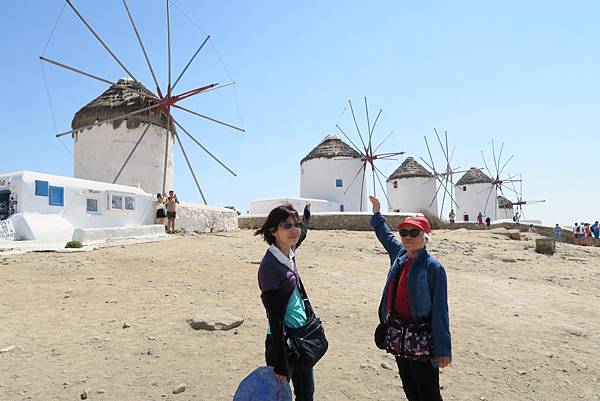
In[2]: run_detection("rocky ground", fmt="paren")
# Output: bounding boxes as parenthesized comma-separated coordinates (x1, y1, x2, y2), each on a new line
(0, 228, 598, 400)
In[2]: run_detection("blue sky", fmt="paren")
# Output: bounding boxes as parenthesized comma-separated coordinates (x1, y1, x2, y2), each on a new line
(1, 0, 598, 226)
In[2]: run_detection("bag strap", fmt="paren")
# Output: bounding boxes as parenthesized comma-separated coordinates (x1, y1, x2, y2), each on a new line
(297, 276, 315, 317)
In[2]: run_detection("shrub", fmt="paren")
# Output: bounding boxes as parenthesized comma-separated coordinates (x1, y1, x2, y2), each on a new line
(418, 209, 449, 230)
(65, 240, 83, 249)
(224, 205, 241, 216)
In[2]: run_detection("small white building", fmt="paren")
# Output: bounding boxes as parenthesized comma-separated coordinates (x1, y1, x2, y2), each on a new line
(0, 171, 237, 243)
(386, 157, 438, 215)
(300, 134, 365, 212)
(72, 78, 174, 196)
(0, 171, 155, 241)
(455, 168, 498, 222)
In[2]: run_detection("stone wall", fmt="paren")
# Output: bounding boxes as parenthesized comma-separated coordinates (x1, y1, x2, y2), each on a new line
(239, 212, 419, 231)
(454, 222, 576, 244)
(177, 203, 238, 233)
(240, 214, 579, 244)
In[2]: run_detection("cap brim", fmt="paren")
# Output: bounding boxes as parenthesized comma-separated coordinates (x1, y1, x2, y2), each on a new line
(397, 222, 422, 231)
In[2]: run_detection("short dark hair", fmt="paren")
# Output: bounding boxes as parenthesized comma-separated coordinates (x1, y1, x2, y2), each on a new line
(169, 190, 174, 193)
(255, 204, 300, 245)
(157, 193, 162, 198)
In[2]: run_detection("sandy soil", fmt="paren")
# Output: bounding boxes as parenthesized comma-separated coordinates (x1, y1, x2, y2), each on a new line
(0, 228, 598, 401)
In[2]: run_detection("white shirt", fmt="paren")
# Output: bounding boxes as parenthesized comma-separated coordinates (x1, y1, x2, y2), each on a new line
(268, 244, 296, 271)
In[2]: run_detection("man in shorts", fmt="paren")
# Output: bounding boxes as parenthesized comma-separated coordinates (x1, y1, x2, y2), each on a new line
(166, 190, 180, 234)
(448, 209, 456, 230)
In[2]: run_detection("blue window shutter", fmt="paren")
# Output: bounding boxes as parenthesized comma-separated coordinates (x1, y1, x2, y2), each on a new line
(49, 186, 64, 206)
(35, 180, 49, 196)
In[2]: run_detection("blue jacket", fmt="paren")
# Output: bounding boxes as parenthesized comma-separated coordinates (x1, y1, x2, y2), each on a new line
(370, 212, 452, 359)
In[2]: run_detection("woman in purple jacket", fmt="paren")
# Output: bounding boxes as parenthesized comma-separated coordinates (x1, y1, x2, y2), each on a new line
(255, 203, 312, 401)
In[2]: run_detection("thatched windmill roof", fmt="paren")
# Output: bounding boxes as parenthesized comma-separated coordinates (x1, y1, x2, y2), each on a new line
(300, 134, 361, 165)
(497, 195, 514, 209)
(387, 157, 432, 181)
(71, 78, 173, 132)
(456, 168, 493, 186)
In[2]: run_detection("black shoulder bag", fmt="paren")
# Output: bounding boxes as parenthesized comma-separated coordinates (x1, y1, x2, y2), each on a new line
(285, 277, 329, 369)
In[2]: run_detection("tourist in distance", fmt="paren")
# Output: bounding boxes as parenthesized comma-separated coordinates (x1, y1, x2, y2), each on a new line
(165, 190, 179, 234)
(553, 224, 562, 242)
(573, 223, 580, 245)
(369, 195, 451, 401)
(155, 193, 167, 226)
(590, 220, 600, 242)
(448, 209, 456, 230)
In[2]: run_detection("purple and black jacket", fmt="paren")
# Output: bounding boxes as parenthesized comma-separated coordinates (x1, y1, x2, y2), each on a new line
(257, 207, 310, 376)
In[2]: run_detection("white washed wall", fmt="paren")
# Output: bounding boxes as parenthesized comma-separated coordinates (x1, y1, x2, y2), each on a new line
(386, 177, 438, 216)
(2, 171, 154, 239)
(73, 122, 173, 196)
(300, 157, 366, 212)
(455, 182, 497, 222)
(1, 171, 237, 240)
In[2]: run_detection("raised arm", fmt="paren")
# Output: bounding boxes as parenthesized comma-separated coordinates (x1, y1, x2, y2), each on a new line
(296, 202, 311, 248)
(368, 196, 403, 260)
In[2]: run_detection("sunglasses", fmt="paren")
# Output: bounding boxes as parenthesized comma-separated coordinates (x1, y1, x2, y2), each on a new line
(399, 228, 422, 238)
(279, 222, 302, 230)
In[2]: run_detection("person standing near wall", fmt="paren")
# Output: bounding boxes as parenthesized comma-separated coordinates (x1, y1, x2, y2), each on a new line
(165, 190, 180, 234)
(155, 193, 167, 226)
(553, 224, 562, 243)
(591, 221, 600, 244)
(477, 212, 484, 229)
(448, 210, 456, 230)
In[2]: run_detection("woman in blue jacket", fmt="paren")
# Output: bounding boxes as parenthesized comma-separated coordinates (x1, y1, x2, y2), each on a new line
(255, 203, 313, 401)
(369, 196, 451, 401)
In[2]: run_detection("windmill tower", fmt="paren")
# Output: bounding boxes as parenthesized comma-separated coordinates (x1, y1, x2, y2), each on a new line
(334, 98, 405, 211)
(300, 134, 364, 212)
(455, 168, 495, 222)
(41, 0, 244, 205)
(386, 157, 437, 215)
(497, 195, 515, 220)
(72, 78, 174, 195)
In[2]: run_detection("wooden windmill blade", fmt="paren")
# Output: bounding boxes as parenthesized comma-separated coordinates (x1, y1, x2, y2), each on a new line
(42, 0, 245, 204)
(422, 129, 462, 218)
(335, 98, 404, 211)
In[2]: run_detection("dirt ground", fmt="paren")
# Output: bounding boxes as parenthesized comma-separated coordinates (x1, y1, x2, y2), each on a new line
(1, 228, 598, 401)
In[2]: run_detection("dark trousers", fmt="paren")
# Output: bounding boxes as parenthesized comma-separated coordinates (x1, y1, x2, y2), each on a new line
(396, 357, 443, 401)
(265, 335, 314, 401)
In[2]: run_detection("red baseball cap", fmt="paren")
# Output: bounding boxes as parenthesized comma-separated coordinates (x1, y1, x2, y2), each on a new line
(397, 216, 431, 234)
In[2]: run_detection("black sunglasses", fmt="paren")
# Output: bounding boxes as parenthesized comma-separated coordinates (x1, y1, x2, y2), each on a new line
(399, 228, 422, 238)
(279, 222, 302, 230)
